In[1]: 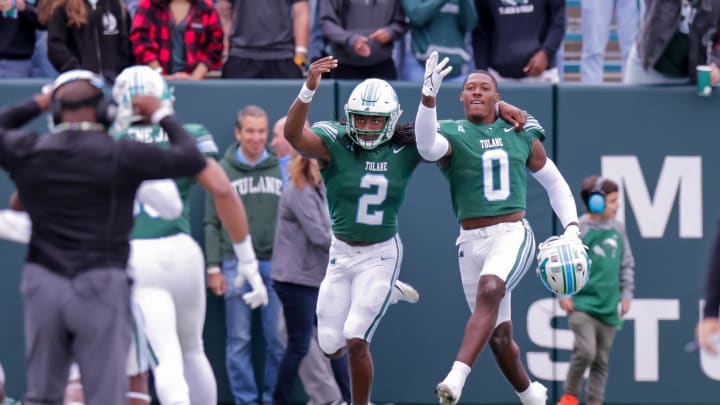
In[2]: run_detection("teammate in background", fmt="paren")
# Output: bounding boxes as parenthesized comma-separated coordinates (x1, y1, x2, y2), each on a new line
(414, 51, 581, 405)
(556, 176, 635, 405)
(283, 56, 527, 405)
(111, 65, 267, 405)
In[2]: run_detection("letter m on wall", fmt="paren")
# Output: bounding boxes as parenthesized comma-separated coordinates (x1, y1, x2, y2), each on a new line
(601, 156, 702, 239)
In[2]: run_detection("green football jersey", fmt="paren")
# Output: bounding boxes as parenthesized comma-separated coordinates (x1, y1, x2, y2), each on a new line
(439, 115, 545, 221)
(116, 123, 218, 239)
(312, 121, 422, 243)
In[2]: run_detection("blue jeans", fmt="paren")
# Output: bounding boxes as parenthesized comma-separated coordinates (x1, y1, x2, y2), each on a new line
(31, 31, 59, 79)
(0, 58, 32, 78)
(222, 259, 284, 405)
(580, 0, 639, 83)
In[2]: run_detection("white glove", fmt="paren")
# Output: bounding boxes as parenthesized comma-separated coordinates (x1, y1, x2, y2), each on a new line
(231, 236, 268, 309)
(234, 261, 268, 309)
(422, 51, 453, 97)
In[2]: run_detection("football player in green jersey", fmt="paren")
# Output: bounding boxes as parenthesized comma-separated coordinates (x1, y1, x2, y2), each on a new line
(110, 65, 268, 405)
(414, 52, 583, 405)
(284, 56, 528, 405)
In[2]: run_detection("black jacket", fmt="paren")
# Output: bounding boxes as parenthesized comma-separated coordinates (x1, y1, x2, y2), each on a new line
(637, 0, 720, 83)
(47, 0, 133, 82)
(0, 99, 207, 277)
(0, 0, 44, 60)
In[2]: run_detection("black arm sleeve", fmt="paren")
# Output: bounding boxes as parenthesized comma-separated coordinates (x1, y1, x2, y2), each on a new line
(0, 99, 42, 131)
(704, 222, 720, 317)
(119, 115, 207, 181)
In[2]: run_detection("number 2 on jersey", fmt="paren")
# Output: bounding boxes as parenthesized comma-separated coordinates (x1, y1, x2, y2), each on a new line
(356, 174, 388, 225)
(482, 149, 510, 201)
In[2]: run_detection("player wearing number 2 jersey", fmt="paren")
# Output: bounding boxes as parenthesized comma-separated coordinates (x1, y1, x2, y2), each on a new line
(284, 56, 528, 405)
(415, 52, 581, 405)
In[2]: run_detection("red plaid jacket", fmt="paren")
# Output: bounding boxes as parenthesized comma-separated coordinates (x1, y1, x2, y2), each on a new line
(130, 0, 223, 74)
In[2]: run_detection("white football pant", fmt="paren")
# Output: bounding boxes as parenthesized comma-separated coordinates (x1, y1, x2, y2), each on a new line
(129, 233, 217, 405)
(317, 234, 403, 354)
(456, 219, 535, 327)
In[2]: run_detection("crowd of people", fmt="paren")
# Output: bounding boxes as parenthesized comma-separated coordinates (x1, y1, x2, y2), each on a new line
(2, 0, 720, 86)
(4, 0, 720, 405)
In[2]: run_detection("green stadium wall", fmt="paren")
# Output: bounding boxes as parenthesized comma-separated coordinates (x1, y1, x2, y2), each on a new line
(0, 80, 716, 404)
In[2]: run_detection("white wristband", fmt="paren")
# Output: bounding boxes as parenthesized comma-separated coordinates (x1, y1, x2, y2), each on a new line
(298, 83, 316, 104)
(207, 265, 221, 275)
(295, 46, 308, 53)
(233, 235, 257, 263)
(151, 105, 174, 125)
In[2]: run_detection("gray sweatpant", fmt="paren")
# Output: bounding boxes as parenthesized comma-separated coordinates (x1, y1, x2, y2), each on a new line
(564, 311, 617, 404)
(21, 263, 132, 405)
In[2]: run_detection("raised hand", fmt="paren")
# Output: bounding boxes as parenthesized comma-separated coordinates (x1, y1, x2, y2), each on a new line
(306, 56, 338, 91)
(422, 51, 453, 98)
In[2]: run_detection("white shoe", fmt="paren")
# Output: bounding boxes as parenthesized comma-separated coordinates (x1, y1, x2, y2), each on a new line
(435, 380, 462, 405)
(521, 381, 548, 405)
(390, 280, 420, 304)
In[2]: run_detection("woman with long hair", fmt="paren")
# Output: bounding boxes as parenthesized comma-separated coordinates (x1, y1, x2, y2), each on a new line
(270, 153, 350, 405)
(40, 0, 133, 81)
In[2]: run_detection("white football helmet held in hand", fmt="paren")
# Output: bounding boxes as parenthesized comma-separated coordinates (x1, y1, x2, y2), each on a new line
(422, 51, 453, 98)
(536, 235, 591, 295)
(111, 65, 174, 133)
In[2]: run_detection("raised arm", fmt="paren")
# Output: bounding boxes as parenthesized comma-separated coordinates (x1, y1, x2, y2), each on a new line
(285, 57, 336, 163)
(527, 139, 579, 233)
(415, 52, 452, 161)
(120, 95, 207, 181)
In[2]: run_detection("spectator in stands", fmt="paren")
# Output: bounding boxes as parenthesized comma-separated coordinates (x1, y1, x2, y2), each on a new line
(204, 105, 284, 405)
(41, 0, 133, 82)
(579, 0, 639, 83)
(623, 0, 720, 85)
(401, 0, 477, 81)
(130, 0, 224, 80)
(472, 0, 565, 83)
(221, 0, 308, 79)
(319, 0, 407, 80)
(0, 0, 44, 78)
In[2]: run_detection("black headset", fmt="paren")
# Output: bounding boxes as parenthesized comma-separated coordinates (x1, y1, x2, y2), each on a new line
(50, 72, 118, 128)
(586, 177, 606, 214)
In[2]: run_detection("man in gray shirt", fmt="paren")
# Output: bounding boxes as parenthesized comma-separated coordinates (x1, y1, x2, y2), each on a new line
(222, 0, 310, 78)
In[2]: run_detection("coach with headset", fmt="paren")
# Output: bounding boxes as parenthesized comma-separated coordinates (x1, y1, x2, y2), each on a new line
(0, 69, 206, 405)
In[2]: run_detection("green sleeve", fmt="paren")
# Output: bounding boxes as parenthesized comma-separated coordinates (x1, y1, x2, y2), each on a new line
(184, 123, 220, 161)
(523, 113, 546, 142)
(203, 189, 223, 267)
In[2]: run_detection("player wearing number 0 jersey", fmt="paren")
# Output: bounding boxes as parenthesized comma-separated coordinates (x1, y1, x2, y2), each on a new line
(109, 65, 266, 405)
(415, 52, 581, 405)
(286, 56, 528, 405)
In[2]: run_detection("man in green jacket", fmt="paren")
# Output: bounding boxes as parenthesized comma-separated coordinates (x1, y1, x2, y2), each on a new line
(204, 105, 285, 405)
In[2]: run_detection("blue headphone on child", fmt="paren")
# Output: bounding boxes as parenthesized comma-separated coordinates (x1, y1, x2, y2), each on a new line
(587, 177, 606, 214)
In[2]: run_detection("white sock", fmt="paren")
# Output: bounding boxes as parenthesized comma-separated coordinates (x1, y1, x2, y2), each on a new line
(444, 361, 471, 387)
